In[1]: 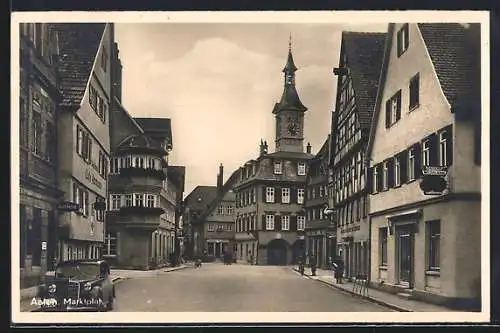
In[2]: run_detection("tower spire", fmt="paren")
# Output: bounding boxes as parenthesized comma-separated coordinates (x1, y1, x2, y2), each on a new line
(288, 33, 292, 52)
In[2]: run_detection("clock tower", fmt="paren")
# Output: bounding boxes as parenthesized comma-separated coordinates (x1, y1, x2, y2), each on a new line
(272, 35, 308, 153)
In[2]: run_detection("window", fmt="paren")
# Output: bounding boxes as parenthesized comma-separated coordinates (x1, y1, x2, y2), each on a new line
(427, 220, 441, 271)
(134, 194, 144, 207)
(98, 151, 108, 179)
(297, 216, 306, 231)
(382, 162, 388, 190)
(422, 139, 430, 166)
(226, 206, 233, 215)
(439, 131, 448, 166)
(20, 97, 29, 148)
(45, 121, 56, 162)
(147, 157, 156, 169)
(146, 194, 156, 208)
(208, 224, 215, 232)
(394, 156, 401, 186)
(281, 188, 290, 204)
(319, 186, 324, 197)
(298, 162, 306, 176)
(101, 47, 108, 72)
(409, 73, 420, 110)
(218, 205, 224, 215)
(89, 85, 98, 111)
(32, 111, 42, 156)
(265, 187, 275, 203)
(125, 194, 133, 207)
(297, 188, 304, 204)
(397, 23, 409, 57)
(406, 148, 415, 181)
(110, 194, 121, 210)
(265, 215, 275, 230)
(386, 91, 402, 127)
(110, 157, 120, 174)
(380, 227, 388, 266)
(373, 166, 378, 193)
(274, 161, 282, 174)
(281, 215, 290, 231)
(104, 232, 117, 256)
(96, 95, 106, 123)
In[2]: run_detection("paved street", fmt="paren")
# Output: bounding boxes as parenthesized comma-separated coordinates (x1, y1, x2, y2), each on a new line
(112, 263, 394, 312)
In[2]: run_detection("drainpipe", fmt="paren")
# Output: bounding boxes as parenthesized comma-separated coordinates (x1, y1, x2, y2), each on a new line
(365, 153, 372, 285)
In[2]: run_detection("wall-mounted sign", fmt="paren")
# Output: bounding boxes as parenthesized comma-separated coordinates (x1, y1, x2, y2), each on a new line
(422, 165, 448, 176)
(341, 225, 361, 234)
(85, 169, 103, 189)
(57, 201, 80, 212)
(41, 241, 47, 250)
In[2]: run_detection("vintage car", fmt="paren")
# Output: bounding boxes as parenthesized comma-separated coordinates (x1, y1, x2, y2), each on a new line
(37, 259, 115, 312)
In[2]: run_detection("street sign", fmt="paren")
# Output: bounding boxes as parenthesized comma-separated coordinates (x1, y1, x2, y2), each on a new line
(41, 241, 47, 250)
(57, 201, 80, 212)
(422, 165, 448, 176)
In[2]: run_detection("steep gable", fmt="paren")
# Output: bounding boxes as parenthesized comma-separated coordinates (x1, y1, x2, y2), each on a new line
(184, 186, 218, 213)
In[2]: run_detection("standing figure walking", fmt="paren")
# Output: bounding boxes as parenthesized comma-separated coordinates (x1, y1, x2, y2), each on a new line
(334, 255, 345, 284)
(309, 253, 317, 276)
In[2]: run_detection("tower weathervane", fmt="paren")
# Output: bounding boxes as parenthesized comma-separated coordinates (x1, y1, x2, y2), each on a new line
(288, 33, 292, 51)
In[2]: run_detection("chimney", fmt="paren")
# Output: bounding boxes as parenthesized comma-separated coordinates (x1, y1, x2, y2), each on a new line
(264, 140, 268, 154)
(217, 163, 224, 191)
(306, 142, 312, 154)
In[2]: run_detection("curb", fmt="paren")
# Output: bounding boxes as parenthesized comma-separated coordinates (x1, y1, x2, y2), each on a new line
(163, 264, 192, 273)
(292, 268, 411, 312)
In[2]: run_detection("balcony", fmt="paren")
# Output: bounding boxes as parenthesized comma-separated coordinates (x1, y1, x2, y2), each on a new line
(119, 206, 165, 216)
(119, 167, 166, 181)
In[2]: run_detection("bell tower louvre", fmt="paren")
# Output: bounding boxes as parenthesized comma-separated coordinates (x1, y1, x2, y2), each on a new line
(272, 35, 308, 153)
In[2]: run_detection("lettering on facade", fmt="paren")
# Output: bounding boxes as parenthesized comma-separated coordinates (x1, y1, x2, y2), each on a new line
(85, 169, 102, 189)
(340, 225, 361, 234)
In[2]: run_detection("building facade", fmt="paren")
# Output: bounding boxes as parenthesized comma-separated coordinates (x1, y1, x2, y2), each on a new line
(329, 32, 386, 280)
(233, 41, 312, 265)
(199, 165, 238, 259)
(53, 23, 114, 262)
(304, 137, 335, 269)
(165, 166, 186, 263)
(367, 23, 481, 309)
(19, 23, 62, 288)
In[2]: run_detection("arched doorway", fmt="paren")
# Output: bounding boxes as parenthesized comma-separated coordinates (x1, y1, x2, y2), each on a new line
(291, 239, 305, 264)
(267, 239, 288, 265)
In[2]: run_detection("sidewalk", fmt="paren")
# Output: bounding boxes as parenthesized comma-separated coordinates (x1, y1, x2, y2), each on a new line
(19, 263, 192, 312)
(293, 267, 456, 312)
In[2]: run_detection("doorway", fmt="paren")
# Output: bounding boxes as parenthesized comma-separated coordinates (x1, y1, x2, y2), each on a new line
(267, 239, 288, 265)
(397, 226, 414, 288)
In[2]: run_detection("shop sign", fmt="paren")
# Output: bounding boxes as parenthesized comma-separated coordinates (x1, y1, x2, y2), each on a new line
(41, 241, 47, 250)
(85, 169, 103, 189)
(57, 201, 79, 212)
(341, 225, 360, 234)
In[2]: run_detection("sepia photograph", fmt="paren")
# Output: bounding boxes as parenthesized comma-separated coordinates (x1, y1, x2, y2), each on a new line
(11, 10, 489, 324)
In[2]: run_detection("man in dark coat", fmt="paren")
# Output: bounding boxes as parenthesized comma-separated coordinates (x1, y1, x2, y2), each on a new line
(334, 256, 345, 284)
(309, 253, 317, 276)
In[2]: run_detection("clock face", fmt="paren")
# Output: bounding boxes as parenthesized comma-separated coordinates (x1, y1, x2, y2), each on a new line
(288, 122, 298, 136)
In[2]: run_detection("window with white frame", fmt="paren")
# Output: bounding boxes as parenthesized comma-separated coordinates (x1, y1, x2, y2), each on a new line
(265, 187, 275, 203)
(134, 193, 144, 207)
(382, 161, 388, 190)
(274, 161, 282, 174)
(218, 205, 224, 215)
(110, 157, 119, 174)
(298, 162, 306, 176)
(281, 215, 290, 231)
(422, 139, 430, 166)
(72, 182, 89, 216)
(104, 232, 117, 256)
(427, 220, 441, 271)
(408, 148, 415, 181)
(208, 224, 215, 232)
(265, 215, 275, 230)
(227, 206, 233, 215)
(397, 23, 409, 57)
(297, 188, 304, 204)
(394, 156, 401, 186)
(110, 194, 121, 210)
(281, 188, 290, 203)
(297, 216, 306, 231)
(439, 131, 447, 166)
(319, 186, 324, 197)
(146, 194, 156, 208)
(373, 166, 378, 193)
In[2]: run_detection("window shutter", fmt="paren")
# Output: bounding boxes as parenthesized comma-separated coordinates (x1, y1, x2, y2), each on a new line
(76, 125, 80, 153)
(275, 186, 281, 203)
(367, 167, 373, 194)
(387, 159, 394, 188)
(290, 186, 297, 204)
(262, 186, 267, 202)
(275, 215, 281, 231)
(261, 214, 265, 230)
(428, 133, 438, 166)
(291, 215, 297, 231)
(413, 143, 422, 178)
(400, 151, 408, 183)
(376, 165, 383, 192)
(404, 24, 409, 50)
(385, 100, 391, 128)
(443, 125, 453, 167)
(396, 90, 402, 122)
(397, 29, 402, 56)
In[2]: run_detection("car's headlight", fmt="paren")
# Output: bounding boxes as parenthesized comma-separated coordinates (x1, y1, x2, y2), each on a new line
(84, 282, 92, 291)
(48, 284, 56, 293)
(90, 285, 101, 297)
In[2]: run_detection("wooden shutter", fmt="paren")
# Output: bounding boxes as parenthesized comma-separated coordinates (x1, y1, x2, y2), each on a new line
(261, 214, 266, 230)
(404, 24, 409, 50)
(400, 151, 408, 183)
(396, 90, 402, 122)
(414, 143, 422, 178)
(290, 186, 297, 204)
(385, 100, 391, 128)
(387, 158, 394, 188)
(275, 186, 281, 203)
(367, 167, 373, 194)
(443, 125, 453, 167)
(275, 215, 281, 231)
(427, 133, 438, 167)
(291, 215, 297, 231)
(376, 164, 383, 192)
(262, 186, 267, 202)
(397, 28, 402, 56)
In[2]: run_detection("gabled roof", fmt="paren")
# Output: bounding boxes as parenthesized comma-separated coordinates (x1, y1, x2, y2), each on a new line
(167, 166, 186, 194)
(117, 134, 164, 152)
(417, 23, 481, 111)
(316, 135, 330, 159)
(184, 186, 218, 212)
(342, 31, 387, 129)
(134, 117, 173, 149)
(265, 151, 314, 160)
(50, 23, 106, 108)
(199, 169, 239, 221)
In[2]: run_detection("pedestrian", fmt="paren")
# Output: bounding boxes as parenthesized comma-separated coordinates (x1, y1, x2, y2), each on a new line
(334, 255, 344, 284)
(309, 253, 317, 276)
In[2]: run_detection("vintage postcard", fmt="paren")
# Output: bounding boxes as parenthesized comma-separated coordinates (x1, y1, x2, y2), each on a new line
(11, 10, 490, 324)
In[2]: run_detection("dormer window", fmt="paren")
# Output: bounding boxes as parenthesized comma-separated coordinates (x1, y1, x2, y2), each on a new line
(397, 23, 409, 57)
(274, 161, 283, 175)
(298, 162, 306, 176)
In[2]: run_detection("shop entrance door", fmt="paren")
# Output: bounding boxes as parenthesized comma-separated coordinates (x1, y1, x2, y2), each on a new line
(397, 226, 414, 288)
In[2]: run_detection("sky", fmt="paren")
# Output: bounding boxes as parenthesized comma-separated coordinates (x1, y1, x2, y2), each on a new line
(114, 23, 387, 197)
